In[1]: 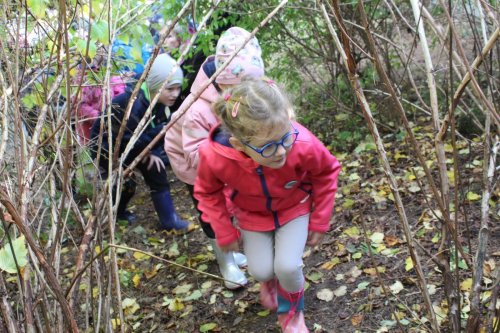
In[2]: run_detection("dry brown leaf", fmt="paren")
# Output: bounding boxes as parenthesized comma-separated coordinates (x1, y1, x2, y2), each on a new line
(384, 235, 401, 247)
(316, 288, 334, 302)
(483, 259, 496, 277)
(351, 314, 363, 326)
(145, 264, 161, 279)
(333, 285, 347, 297)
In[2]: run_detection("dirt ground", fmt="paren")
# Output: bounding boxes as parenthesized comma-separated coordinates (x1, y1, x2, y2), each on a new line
(107, 127, 497, 333)
(117, 175, 362, 333)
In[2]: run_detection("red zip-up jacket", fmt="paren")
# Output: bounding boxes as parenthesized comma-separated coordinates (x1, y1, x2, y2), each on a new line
(194, 121, 341, 246)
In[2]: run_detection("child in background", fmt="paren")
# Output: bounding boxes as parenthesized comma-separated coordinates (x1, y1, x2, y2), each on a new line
(91, 54, 194, 233)
(73, 73, 126, 145)
(157, 21, 185, 54)
(194, 77, 341, 332)
(164, 27, 265, 289)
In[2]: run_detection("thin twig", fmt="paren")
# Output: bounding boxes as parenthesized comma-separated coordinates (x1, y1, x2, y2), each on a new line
(320, 1, 441, 331)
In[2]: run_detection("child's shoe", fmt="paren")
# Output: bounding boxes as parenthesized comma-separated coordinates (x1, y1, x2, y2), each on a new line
(210, 239, 247, 289)
(277, 283, 308, 332)
(259, 278, 278, 311)
(233, 252, 247, 267)
(151, 190, 195, 235)
(117, 210, 138, 224)
(278, 311, 308, 333)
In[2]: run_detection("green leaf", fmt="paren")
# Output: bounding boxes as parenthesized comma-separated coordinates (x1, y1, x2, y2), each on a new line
(197, 264, 208, 272)
(369, 232, 384, 244)
(342, 198, 355, 209)
(119, 269, 132, 287)
(348, 173, 361, 181)
(27, 0, 46, 19)
(0, 236, 28, 273)
(91, 20, 109, 45)
(75, 38, 97, 59)
(167, 242, 179, 257)
(343, 226, 360, 237)
(199, 322, 217, 332)
(389, 280, 404, 294)
(357, 281, 370, 291)
(130, 46, 143, 63)
(466, 192, 481, 201)
(257, 309, 270, 317)
(306, 270, 324, 283)
(22, 93, 38, 109)
(173, 283, 192, 295)
(335, 114, 349, 121)
(183, 290, 202, 301)
(352, 252, 362, 259)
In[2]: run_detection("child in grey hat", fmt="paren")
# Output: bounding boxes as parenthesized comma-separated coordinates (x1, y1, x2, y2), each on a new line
(91, 54, 194, 234)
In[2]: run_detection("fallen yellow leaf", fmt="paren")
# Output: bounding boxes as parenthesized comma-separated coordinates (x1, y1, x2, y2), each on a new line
(111, 318, 120, 330)
(460, 278, 473, 291)
(133, 252, 150, 261)
(168, 298, 185, 311)
(132, 274, 141, 288)
(405, 257, 414, 271)
(321, 257, 341, 270)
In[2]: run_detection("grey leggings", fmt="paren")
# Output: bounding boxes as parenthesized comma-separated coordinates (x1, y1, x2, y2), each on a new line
(241, 214, 309, 293)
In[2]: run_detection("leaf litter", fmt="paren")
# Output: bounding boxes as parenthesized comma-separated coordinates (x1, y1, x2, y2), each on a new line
(86, 124, 499, 332)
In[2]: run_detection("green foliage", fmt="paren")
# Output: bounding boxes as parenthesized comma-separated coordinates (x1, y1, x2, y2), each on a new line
(74, 149, 95, 199)
(0, 236, 28, 274)
(27, 0, 47, 19)
(119, 269, 133, 287)
(22, 93, 38, 109)
(90, 20, 110, 45)
(75, 37, 97, 59)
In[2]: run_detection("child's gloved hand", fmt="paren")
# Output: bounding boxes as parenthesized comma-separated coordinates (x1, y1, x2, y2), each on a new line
(306, 231, 324, 247)
(219, 240, 239, 253)
(144, 154, 165, 172)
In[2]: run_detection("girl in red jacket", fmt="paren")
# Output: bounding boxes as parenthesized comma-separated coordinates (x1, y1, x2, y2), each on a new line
(194, 77, 341, 332)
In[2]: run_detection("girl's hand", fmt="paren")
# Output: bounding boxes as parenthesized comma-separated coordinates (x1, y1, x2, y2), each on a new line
(144, 154, 165, 172)
(219, 240, 239, 253)
(306, 231, 324, 247)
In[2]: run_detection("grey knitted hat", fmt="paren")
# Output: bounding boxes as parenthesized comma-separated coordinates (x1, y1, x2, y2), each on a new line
(146, 53, 183, 92)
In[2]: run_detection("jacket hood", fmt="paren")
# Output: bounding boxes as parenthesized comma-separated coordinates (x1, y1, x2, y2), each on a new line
(189, 56, 219, 104)
(208, 126, 260, 171)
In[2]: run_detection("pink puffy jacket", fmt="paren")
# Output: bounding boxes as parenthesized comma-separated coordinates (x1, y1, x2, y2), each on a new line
(164, 57, 219, 184)
(194, 122, 341, 247)
(73, 73, 126, 145)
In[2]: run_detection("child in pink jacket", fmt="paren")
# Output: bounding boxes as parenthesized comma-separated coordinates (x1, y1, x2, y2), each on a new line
(73, 73, 126, 145)
(194, 77, 341, 332)
(164, 27, 265, 289)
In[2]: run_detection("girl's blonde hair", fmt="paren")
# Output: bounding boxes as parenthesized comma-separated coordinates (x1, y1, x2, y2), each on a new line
(213, 76, 294, 142)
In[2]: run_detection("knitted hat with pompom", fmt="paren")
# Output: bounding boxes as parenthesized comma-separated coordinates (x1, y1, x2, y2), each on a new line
(215, 27, 265, 85)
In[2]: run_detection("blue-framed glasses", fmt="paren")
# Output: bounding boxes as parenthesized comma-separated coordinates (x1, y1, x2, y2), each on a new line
(243, 125, 299, 158)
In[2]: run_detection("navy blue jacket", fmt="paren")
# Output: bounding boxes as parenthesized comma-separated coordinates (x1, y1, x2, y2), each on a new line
(90, 85, 169, 164)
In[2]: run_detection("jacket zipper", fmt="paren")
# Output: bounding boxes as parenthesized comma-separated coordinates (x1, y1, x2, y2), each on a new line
(230, 189, 239, 201)
(256, 166, 280, 229)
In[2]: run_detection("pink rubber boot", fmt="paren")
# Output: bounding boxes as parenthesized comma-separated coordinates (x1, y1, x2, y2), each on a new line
(259, 278, 278, 311)
(278, 311, 308, 333)
(277, 284, 309, 333)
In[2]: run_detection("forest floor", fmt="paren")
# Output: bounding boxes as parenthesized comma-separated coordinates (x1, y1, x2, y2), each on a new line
(87, 118, 498, 333)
